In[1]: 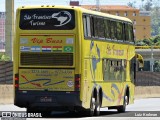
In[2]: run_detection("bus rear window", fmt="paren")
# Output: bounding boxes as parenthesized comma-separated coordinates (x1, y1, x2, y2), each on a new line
(19, 8, 75, 30)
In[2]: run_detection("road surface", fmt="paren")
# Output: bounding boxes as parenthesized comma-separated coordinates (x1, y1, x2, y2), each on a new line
(0, 98, 160, 120)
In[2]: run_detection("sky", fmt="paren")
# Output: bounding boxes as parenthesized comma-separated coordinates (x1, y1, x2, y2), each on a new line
(0, 0, 143, 12)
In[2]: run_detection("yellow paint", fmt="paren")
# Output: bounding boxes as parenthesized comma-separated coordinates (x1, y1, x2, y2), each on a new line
(14, 5, 137, 110)
(19, 69, 74, 91)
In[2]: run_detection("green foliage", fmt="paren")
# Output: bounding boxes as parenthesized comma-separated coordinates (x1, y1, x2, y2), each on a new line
(136, 35, 160, 72)
(136, 35, 160, 46)
(142, 0, 153, 11)
(152, 35, 160, 45)
(127, 1, 136, 8)
(154, 61, 160, 72)
(0, 53, 11, 61)
(151, 7, 160, 36)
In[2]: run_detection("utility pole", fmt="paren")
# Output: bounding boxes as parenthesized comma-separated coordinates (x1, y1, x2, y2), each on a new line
(150, 45, 154, 72)
(5, 0, 14, 61)
(96, 0, 100, 11)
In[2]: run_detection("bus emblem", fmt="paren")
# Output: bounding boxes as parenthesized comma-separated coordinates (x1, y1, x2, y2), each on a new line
(52, 11, 71, 27)
(67, 80, 74, 87)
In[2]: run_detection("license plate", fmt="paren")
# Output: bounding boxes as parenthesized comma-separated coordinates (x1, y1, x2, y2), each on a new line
(40, 97, 52, 102)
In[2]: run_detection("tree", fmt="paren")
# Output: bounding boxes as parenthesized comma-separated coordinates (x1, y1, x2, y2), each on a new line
(151, 6, 160, 36)
(136, 35, 160, 46)
(154, 61, 160, 72)
(144, 0, 153, 11)
(151, 35, 160, 44)
(140, 0, 153, 11)
(127, 1, 136, 8)
(138, 0, 160, 36)
(136, 35, 160, 72)
(0, 53, 11, 61)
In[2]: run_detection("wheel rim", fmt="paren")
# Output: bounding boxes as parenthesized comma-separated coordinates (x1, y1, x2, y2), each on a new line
(90, 97, 96, 115)
(125, 96, 128, 105)
(95, 96, 100, 116)
(96, 104, 100, 115)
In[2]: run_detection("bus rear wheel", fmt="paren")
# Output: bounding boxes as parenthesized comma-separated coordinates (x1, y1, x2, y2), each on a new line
(117, 95, 128, 113)
(89, 95, 96, 116)
(85, 92, 101, 116)
(95, 95, 100, 116)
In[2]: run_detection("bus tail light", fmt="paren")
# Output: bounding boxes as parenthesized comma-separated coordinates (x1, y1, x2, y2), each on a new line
(15, 84, 19, 88)
(15, 74, 19, 89)
(75, 74, 80, 91)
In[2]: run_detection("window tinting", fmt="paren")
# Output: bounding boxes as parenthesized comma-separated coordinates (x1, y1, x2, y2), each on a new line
(90, 16, 94, 37)
(104, 19, 110, 39)
(83, 15, 87, 37)
(117, 22, 123, 40)
(86, 16, 91, 37)
(94, 17, 98, 38)
(110, 21, 116, 40)
(20, 9, 75, 30)
(124, 23, 129, 41)
(82, 14, 134, 44)
(128, 24, 134, 42)
(103, 59, 126, 81)
(125, 23, 134, 43)
(98, 18, 105, 38)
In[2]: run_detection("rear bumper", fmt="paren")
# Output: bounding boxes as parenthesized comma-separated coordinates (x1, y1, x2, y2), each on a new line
(14, 90, 81, 110)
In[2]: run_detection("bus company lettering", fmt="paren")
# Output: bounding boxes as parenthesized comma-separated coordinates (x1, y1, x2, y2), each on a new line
(106, 45, 112, 55)
(31, 37, 62, 44)
(112, 45, 124, 56)
(31, 38, 43, 44)
(106, 45, 124, 56)
(46, 38, 62, 43)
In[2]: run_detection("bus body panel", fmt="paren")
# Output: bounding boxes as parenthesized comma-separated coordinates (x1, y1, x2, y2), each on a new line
(81, 37, 135, 108)
(14, 7, 82, 109)
(19, 69, 75, 91)
(14, 91, 81, 109)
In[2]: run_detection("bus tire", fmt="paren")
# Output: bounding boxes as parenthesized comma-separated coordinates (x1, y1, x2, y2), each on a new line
(89, 94, 96, 116)
(95, 94, 100, 116)
(117, 95, 128, 113)
(83, 94, 96, 117)
(80, 93, 96, 117)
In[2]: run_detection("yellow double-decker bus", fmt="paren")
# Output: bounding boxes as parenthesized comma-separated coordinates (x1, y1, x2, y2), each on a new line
(14, 5, 142, 116)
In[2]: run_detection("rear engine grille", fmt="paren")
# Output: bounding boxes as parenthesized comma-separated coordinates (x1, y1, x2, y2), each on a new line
(20, 52, 73, 66)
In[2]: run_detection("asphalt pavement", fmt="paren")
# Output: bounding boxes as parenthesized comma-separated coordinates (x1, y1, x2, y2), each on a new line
(0, 98, 160, 120)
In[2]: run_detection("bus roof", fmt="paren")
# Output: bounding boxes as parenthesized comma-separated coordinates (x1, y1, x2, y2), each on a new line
(17, 5, 133, 23)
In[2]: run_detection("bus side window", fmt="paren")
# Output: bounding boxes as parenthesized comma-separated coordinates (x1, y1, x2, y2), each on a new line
(114, 21, 117, 40)
(103, 59, 110, 81)
(83, 15, 87, 38)
(128, 24, 134, 43)
(86, 16, 91, 37)
(104, 19, 110, 40)
(110, 21, 114, 40)
(98, 17, 105, 39)
(117, 22, 123, 41)
(94, 17, 98, 38)
(124, 23, 129, 42)
(90, 16, 95, 38)
(122, 23, 126, 42)
(110, 21, 117, 40)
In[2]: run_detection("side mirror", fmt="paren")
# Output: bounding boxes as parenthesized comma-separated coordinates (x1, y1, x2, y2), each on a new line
(136, 54, 144, 68)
